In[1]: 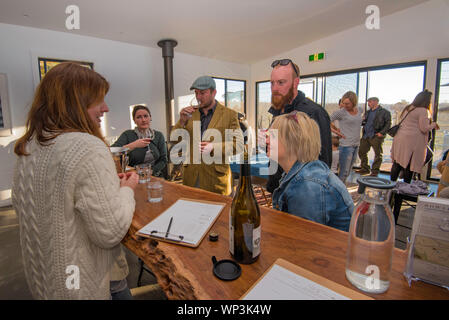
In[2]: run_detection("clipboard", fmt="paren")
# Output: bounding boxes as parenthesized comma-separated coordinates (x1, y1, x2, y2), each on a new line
(241, 258, 373, 300)
(136, 198, 226, 248)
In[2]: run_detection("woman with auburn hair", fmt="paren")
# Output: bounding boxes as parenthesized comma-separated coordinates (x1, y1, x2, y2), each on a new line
(268, 111, 354, 232)
(390, 90, 440, 183)
(12, 62, 138, 299)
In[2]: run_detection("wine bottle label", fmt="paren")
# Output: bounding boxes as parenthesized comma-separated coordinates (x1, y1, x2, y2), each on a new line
(252, 226, 261, 258)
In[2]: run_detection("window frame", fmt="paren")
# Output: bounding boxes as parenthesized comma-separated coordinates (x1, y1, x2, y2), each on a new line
(211, 76, 247, 114)
(427, 57, 449, 181)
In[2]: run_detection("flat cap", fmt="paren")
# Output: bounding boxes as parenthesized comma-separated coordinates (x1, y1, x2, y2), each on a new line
(190, 76, 216, 90)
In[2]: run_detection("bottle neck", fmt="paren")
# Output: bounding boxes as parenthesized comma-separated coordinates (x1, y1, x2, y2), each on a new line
(239, 162, 252, 185)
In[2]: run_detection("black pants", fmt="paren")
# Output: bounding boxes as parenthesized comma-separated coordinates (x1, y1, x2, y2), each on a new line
(390, 161, 413, 183)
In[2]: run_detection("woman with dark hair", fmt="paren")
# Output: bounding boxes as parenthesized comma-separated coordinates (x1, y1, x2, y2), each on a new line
(12, 62, 138, 299)
(112, 105, 168, 177)
(390, 90, 440, 183)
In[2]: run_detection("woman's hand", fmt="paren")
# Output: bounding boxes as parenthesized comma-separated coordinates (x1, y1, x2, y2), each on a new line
(118, 172, 139, 190)
(126, 138, 151, 150)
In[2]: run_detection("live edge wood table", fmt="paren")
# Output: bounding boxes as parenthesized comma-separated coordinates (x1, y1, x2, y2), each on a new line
(122, 178, 449, 300)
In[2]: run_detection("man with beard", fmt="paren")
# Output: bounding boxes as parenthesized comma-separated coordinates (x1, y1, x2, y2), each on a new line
(172, 76, 243, 195)
(266, 59, 332, 193)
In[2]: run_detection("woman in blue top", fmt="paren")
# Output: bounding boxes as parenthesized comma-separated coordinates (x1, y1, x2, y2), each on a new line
(268, 111, 354, 232)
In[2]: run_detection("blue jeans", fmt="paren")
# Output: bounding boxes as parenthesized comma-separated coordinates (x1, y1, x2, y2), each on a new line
(338, 146, 359, 183)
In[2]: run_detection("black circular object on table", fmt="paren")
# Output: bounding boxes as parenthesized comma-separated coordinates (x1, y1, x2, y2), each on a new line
(209, 232, 219, 242)
(211, 256, 241, 281)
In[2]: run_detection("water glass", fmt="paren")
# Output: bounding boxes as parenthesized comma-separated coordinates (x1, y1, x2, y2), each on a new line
(136, 163, 151, 184)
(147, 181, 163, 203)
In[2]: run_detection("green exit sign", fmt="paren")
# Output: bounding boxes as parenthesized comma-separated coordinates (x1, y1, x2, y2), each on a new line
(309, 52, 325, 62)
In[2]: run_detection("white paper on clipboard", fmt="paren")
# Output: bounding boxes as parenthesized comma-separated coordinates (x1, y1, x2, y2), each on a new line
(137, 199, 225, 246)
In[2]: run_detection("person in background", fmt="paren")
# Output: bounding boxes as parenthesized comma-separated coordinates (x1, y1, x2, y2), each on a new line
(266, 59, 332, 193)
(112, 105, 168, 177)
(331, 136, 340, 175)
(171, 76, 243, 195)
(12, 62, 138, 299)
(390, 90, 439, 183)
(357, 97, 391, 177)
(268, 111, 353, 232)
(330, 91, 362, 184)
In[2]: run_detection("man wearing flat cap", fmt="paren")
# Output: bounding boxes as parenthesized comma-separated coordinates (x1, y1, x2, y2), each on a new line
(357, 97, 391, 177)
(172, 76, 243, 195)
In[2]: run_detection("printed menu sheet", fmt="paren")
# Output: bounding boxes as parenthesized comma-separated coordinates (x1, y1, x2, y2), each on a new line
(242, 259, 371, 300)
(407, 196, 449, 287)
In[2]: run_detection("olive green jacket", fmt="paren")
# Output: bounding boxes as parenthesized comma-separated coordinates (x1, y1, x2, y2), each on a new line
(171, 102, 243, 195)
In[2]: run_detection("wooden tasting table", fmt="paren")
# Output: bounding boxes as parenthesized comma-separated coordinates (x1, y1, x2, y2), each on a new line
(122, 177, 449, 300)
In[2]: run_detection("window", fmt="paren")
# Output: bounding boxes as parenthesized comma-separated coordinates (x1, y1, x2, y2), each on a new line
(431, 59, 449, 179)
(298, 78, 315, 101)
(256, 81, 272, 130)
(366, 65, 425, 172)
(38, 57, 93, 80)
(255, 61, 426, 173)
(324, 73, 358, 116)
(0, 73, 11, 136)
(212, 77, 246, 114)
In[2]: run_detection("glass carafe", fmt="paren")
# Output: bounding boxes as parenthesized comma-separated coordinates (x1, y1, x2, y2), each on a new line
(345, 177, 396, 294)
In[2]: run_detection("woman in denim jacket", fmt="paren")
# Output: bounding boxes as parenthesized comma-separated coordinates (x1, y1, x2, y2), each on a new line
(269, 111, 354, 232)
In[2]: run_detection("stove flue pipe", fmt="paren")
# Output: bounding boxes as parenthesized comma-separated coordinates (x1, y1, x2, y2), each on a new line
(157, 39, 177, 139)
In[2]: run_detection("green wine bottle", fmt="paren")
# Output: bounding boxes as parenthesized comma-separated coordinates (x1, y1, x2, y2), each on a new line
(229, 150, 261, 264)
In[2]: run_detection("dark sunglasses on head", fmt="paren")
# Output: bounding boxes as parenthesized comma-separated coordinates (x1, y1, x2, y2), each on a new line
(271, 59, 299, 77)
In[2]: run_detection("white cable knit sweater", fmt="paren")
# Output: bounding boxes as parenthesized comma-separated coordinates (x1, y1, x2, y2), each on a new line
(12, 132, 136, 299)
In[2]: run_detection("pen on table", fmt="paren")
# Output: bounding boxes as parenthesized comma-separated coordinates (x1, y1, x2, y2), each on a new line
(165, 217, 173, 238)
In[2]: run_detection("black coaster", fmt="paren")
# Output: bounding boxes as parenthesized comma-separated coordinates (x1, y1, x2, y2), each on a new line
(211, 256, 241, 281)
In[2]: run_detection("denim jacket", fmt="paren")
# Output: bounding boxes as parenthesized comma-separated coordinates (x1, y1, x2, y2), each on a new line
(272, 160, 354, 232)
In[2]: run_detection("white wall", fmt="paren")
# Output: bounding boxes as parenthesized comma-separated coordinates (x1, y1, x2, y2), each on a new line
(0, 22, 250, 195)
(248, 0, 449, 128)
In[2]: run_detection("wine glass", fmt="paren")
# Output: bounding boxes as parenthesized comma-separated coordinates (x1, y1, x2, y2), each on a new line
(147, 129, 155, 140)
(188, 96, 200, 117)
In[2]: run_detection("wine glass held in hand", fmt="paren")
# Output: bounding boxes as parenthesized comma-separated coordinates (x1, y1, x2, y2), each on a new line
(179, 98, 199, 125)
(185, 96, 200, 118)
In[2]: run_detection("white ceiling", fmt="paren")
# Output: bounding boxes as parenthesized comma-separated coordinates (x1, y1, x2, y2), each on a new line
(0, 0, 429, 64)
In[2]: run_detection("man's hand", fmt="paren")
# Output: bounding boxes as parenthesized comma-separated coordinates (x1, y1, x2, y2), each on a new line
(179, 106, 197, 126)
(376, 133, 384, 138)
(199, 141, 214, 154)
